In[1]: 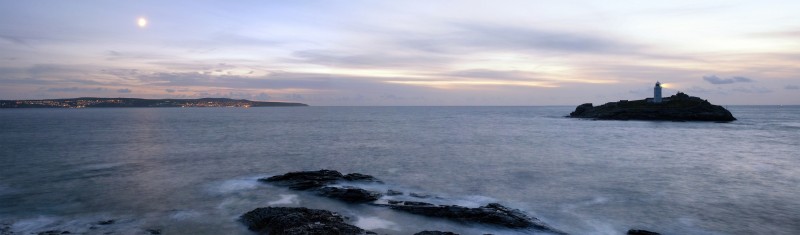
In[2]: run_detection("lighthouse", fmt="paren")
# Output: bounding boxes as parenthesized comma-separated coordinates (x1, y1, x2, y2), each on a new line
(653, 81, 662, 103)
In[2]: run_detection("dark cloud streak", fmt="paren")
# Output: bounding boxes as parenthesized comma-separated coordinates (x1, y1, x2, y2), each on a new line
(455, 24, 639, 54)
(703, 75, 754, 84)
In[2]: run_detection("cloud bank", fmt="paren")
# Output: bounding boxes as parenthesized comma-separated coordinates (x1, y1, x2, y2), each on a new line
(703, 75, 754, 85)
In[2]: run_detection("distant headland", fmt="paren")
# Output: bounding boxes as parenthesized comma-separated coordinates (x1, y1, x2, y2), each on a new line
(0, 97, 308, 108)
(569, 82, 736, 122)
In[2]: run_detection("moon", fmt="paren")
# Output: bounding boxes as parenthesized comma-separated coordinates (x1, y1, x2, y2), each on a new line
(137, 17, 147, 28)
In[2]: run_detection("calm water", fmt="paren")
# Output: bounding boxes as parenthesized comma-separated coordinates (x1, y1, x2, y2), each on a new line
(0, 106, 798, 235)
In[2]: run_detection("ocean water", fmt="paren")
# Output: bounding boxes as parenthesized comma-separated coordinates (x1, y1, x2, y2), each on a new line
(0, 106, 798, 235)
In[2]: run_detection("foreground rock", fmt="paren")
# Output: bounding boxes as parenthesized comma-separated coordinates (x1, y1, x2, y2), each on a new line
(261, 170, 384, 203)
(240, 207, 371, 235)
(259, 170, 564, 234)
(627, 229, 661, 235)
(317, 186, 382, 203)
(260, 170, 381, 190)
(569, 92, 735, 122)
(377, 201, 565, 234)
(413, 231, 458, 235)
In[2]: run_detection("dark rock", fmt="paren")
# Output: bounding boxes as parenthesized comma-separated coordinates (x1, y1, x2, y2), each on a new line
(627, 229, 661, 235)
(343, 173, 381, 182)
(317, 186, 382, 203)
(375, 201, 564, 234)
(240, 207, 369, 235)
(260, 170, 381, 190)
(569, 92, 736, 122)
(414, 231, 459, 235)
(386, 189, 403, 196)
(257, 171, 565, 234)
(410, 193, 432, 198)
(145, 229, 162, 235)
(97, 219, 115, 225)
(1, 223, 11, 235)
(570, 103, 594, 117)
(261, 169, 345, 190)
(386, 200, 434, 206)
(36, 231, 70, 235)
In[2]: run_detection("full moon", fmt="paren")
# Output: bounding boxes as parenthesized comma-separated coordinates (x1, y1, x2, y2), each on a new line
(137, 17, 147, 28)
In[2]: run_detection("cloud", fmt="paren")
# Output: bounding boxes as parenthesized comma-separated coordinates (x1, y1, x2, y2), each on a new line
(446, 69, 542, 81)
(0, 35, 29, 46)
(389, 23, 641, 56)
(253, 92, 271, 101)
(289, 50, 452, 69)
(732, 86, 772, 94)
(702, 75, 754, 84)
(751, 29, 800, 38)
(46, 87, 106, 92)
(107, 50, 122, 56)
(786, 85, 799, 90)
(282, 94, 305, 101)
(137, 71, 422, 91)
(686, 86, 714, 94)
(165, 89, 176, 93)
(116, 88, 131, 93)
(455, 24, 639, 54)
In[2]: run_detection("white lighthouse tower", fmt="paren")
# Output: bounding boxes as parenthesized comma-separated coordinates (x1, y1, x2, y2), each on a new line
(653, 81, 662, 103)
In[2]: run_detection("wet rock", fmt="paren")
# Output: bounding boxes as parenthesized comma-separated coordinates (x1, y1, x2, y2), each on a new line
(260, 169, 345, 190)
(145, 229, 162, 235)
(1, 223, 11, 235)
(627, 229, 661, 235)
(260, 170, 381, 190)
(97, 219, 115, 225)
(317, 186, 382, 203)
(387, 200, 434, 206)
(414, 231, 459, 235)
(258, 171, 565, 234)
(240, 207, 370, 235)
(386, 189, 403, 196)
(343, 173, 381, 182)
(410, 193, 432, 198)
(36, 231, 70, 235)
(376, 201, 565, 234)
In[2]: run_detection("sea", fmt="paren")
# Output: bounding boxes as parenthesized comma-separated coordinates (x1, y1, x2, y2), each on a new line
(0, 106, 798, 235)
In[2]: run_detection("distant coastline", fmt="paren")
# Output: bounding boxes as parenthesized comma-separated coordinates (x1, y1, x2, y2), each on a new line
(0, 97, 308, 108)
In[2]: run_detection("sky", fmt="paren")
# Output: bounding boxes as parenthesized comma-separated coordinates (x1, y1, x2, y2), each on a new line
(1, 0, 799, 105)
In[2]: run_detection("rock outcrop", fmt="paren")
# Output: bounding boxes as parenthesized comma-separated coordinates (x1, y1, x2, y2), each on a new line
(627, 229, 661, 235)
(257, 170, 566, 234)
(260, 170, 385, 203)
(260, 169, 381, 190)
(240, 207, 371, 235)
(375, 201, 565, 234)
(569, 92, 736, 122)
(317, 186, 382, 203)
(413, 231, 459, 235)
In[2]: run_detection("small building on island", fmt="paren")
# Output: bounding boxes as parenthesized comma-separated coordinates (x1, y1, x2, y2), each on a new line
(646, 81, 670, 103)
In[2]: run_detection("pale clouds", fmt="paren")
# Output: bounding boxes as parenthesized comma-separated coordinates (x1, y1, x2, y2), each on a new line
(1, 1, 799, 104)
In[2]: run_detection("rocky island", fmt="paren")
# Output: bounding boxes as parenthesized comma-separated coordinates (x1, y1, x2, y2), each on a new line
(0, 97, 307, 108)
(569, 82, 735, 122)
